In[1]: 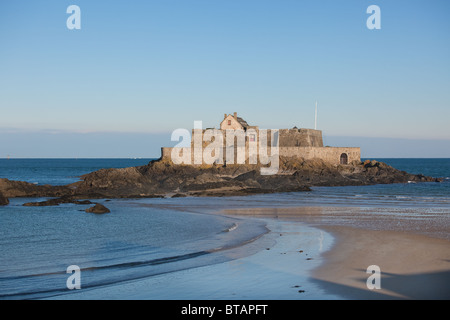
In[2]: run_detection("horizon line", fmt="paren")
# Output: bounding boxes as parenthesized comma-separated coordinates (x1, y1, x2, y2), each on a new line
(2, 157, 450, 160)
(0, 128, 449, 141)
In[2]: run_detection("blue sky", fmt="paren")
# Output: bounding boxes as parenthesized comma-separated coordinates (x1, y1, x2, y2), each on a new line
(1, 0, 449, 158)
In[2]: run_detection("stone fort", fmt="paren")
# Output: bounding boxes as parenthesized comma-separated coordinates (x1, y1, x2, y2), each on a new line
(161, 112, 360, 166)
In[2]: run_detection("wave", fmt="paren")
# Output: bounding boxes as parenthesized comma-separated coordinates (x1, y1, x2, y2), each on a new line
(0, 220, 268, 300)
(0, 250, 211, 299)
(223, 223, 238, 232)
(0, 250, 210, 283)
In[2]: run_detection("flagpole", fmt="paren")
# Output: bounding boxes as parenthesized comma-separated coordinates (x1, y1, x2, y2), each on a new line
(315, 101, 318, 130)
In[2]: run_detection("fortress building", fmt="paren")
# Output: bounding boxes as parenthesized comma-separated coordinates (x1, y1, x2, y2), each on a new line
(161, 112, 360, 166)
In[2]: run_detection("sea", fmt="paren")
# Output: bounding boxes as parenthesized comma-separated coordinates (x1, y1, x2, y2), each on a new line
(0, 158, 449, 299)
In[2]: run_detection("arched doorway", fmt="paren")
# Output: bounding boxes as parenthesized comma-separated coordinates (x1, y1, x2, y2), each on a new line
(340, 153, 348, 165)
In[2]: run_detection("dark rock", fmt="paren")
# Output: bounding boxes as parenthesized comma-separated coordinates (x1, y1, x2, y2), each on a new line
(0, 192, 9, 205)
(363, 160, 380, 168)
(233, 170, 259, 181)
(85, 203, 110, 214)
(73, 199, 93, 205)
(1, 157, 443, 201)
(0, 178, 72, 198)
(171, 193, 187, 198)
(23, 196, 93, 207)
(23, 198, 61, 206)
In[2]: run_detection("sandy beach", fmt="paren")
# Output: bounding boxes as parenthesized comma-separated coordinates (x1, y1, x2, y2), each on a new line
(222, 206, 450, 300)
(314, 226, 450, 299)
(46, 200, 450, 300)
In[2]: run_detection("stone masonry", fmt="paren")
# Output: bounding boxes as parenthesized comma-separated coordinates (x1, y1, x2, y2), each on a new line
(162, 113, 361, 166)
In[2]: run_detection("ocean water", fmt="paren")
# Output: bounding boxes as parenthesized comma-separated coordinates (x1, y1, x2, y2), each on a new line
(0, 158, 155, 186)
(0, 158, 449, 299)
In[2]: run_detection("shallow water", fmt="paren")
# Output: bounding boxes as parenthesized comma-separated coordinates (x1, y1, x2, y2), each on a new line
(0, 158, 449, 299)
(0, 197, 268, 299)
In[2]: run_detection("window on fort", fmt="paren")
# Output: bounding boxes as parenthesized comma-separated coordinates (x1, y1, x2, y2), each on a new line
(249, 134, 255, 142)
(340, 153, 348, 165)
(227, 120, 231, 125)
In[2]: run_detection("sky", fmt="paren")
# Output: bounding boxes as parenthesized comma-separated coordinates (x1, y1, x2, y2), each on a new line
(1, 0, 449, 158)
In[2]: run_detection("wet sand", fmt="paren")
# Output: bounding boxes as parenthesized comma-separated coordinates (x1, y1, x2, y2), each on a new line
(222, 206, 450, 299)
(313, 226, 450, 299)
(48, 218, 340, 300)
(47, 203, 450, 300)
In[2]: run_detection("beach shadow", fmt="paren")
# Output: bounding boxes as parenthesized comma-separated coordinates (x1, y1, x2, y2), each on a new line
(311, 278, 397, 300)
(313, 270, 450, 300)
(357, 269, 450, 300)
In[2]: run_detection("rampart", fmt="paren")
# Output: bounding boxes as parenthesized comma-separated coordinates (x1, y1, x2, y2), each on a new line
(162, 115, 360, 166)
(161, 146, 360, 166)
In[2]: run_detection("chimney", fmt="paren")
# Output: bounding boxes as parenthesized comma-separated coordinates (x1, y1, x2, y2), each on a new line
(224, 113, 227, 120)
(233, 112, 237, 120)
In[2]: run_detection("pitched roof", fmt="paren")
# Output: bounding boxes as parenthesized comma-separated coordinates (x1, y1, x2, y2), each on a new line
(236, 116, 249, 128)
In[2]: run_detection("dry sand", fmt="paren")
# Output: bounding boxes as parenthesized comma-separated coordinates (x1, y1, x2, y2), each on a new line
(313, 226, 450, 299)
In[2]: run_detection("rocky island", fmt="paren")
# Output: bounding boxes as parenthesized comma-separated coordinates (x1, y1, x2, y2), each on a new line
(0, 157, 441, 207)
(0, 114, 442, 206)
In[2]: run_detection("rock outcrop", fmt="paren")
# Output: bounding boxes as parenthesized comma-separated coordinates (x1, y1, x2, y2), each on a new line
(85, 203, 110, 214)
(0, 157, 442, 206)
(23, 195, 92, 207)
(68, 157, 441, 198)
(0, 192, 9, 206)
(0, 178, 71, 199)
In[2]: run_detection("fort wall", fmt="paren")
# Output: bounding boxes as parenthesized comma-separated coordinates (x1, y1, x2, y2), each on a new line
(278, 129, 323, 147)
(279, 147, 361, 164)
(161, 115, 360, 167)
(161, 146, 361, 166)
